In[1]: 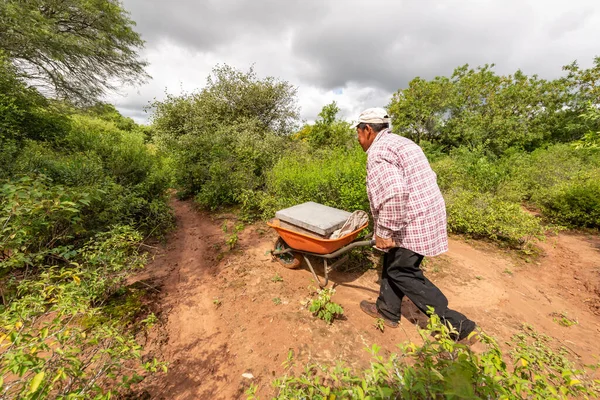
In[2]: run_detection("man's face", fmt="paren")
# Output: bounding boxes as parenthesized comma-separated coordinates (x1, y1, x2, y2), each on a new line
(357, 125, 375, 152)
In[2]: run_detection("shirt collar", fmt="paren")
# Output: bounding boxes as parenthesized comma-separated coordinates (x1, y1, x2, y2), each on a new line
(366, 128, 390, 154)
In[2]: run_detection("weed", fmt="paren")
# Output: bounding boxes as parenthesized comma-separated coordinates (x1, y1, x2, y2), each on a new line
(475, 275, 483, 280)
(308, 288, 344, 324)
(271, 273, 283, 282)
(141, 312, 158, 328)
(282, 349, 296, 370)
(550, 311, 578, 327)
(503, 268, 513, 276)
(225, 222, 245, 250)
(273, 297, 282, 305)
(213, 298, 222, 308)
(226, 232, 238, 249)
(270, 318, 600, 399)
(374, 318, 385, 332)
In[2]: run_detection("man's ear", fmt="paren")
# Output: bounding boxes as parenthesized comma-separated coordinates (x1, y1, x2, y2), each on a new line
(366, 125, 375, 137)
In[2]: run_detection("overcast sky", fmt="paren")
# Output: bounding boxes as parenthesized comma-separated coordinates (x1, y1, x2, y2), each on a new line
(108, 0, 600, 124)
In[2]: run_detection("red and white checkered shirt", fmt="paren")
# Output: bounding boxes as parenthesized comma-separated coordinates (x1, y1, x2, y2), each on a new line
(366, 129, 448, 256)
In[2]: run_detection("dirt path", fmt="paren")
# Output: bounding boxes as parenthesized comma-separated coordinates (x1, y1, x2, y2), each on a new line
(132, 198, 600, 399)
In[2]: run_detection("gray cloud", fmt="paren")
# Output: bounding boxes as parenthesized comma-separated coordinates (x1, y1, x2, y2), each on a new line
(115, 0, 600, 123)
(125, 0, 326, 52)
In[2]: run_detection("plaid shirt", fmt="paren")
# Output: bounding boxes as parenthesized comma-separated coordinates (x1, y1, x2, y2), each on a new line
(366, 129, 448, 256)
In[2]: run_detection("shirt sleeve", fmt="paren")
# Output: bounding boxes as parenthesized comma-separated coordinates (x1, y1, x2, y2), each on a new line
(368, 158, 408, 239)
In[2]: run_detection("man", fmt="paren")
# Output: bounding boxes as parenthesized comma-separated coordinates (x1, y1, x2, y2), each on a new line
(354, 107, 475, 341)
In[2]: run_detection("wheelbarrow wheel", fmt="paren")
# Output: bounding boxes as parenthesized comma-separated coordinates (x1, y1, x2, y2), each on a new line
(273, 237, 302, 269)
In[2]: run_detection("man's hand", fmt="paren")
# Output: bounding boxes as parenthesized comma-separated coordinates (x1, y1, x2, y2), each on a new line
(375, 234, 395, 249)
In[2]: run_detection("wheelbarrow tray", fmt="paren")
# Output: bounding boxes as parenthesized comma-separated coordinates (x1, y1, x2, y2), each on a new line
(267, 218, 368, 255)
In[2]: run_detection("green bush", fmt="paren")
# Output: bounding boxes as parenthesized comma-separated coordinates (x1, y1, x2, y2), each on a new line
(0, 55, 70, 145)
(266, 315, 600, 399)
(164, 119, 286, 209)
(501, 144, 594, 203)
(8, 114, 175, 237)
(540, 177, 600, 228)
(151, 65, 299, 208)
(13, 141, 106, 186)
(0, 226, 165, 399)
(65, 115, 154, 187)
(433, 147, 510, 194)
(445, 189, 544, 247)
(264, 146, 369, 217)
(500, 145, 600, 228)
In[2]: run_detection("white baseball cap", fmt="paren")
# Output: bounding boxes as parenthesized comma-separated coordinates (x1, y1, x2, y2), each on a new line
(352, 107, 391, 128)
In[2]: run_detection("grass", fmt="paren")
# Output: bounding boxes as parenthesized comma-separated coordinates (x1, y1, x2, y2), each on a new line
(550, 311, 578, 327)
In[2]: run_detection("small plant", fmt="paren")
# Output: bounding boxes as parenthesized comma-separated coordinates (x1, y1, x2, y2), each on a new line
(225, 222, 245, 250)
(282, 349, 296, 370)
(374, 318, 385, 332)
(503, 268, 513, 276)
(213, 298, 222, 308)
(550, 311, 578, 327)
(141, 312, 158, 328)
(226, 232, 238, 249)
(308, 288, 344, 324)
(271, 273, 283, 282)
(270, 318, 600, 399)
(273, 297, 282, 305)
(245, 383, 259, 400)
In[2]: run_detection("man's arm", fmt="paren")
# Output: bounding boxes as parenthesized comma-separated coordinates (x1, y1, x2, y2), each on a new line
(368, 158, 408, 245)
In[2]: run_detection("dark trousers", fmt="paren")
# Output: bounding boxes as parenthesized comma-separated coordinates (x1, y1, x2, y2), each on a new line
(376, 247, 474, 336)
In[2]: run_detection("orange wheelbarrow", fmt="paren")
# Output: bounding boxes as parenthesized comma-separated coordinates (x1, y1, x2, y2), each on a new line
(267, 218, 374, 287)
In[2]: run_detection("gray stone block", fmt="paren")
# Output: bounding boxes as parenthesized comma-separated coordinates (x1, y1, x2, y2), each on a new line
(275, 202, 351, 237)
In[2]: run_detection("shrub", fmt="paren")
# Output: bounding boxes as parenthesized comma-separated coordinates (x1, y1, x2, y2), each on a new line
(169, 119, 287, 209)
(65, 115, 154, 187)
(0, 176, 92, 271)
(268, 315, 600, 399)
(0, 226, 165, 399)
(9, 114, 175, 237)
(264, 146, 369, 217)
(308, 288, 344, 325)
(539, 177, 600, 228)
(501, 144, 600, 228)
(445, 189, 544, 247)
(433, 147, 510, 194)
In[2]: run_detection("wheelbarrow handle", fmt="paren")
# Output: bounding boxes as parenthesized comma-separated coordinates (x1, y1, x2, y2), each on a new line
(300, 238, 376, 259)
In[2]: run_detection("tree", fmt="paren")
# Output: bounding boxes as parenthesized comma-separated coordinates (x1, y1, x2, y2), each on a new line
(200, 64, 299, 135)
(388, 60, 600, 155)
(150, 64, 298, 202)
(388, 76, 452, 144)
(0, 0, 149, 104)
(152, 64, 299, 138)
(298, 102, 354, 148)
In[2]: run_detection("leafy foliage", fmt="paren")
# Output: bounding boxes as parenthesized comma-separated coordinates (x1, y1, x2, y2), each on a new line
(308, 288, 344, 325)
(389, 60, 600, 155)
(264, 146, 369, 218)
(0, 0, 149, 103)
(445, 189, 544, 247)
(0, 55, 70, 175)
(0, 225, 165, 399)
(152, 65, 296, 208)
(269, 315, 600, 399)
(294, 102, 354, 148)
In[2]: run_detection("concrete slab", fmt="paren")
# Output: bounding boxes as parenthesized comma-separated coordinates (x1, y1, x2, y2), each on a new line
(275, 202, 351, 237)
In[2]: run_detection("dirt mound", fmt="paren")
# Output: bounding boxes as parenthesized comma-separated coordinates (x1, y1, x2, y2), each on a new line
(130, 199, 600, 399)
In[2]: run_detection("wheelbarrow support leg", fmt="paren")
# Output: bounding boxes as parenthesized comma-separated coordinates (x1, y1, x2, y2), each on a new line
(303, 255, 328, 288)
